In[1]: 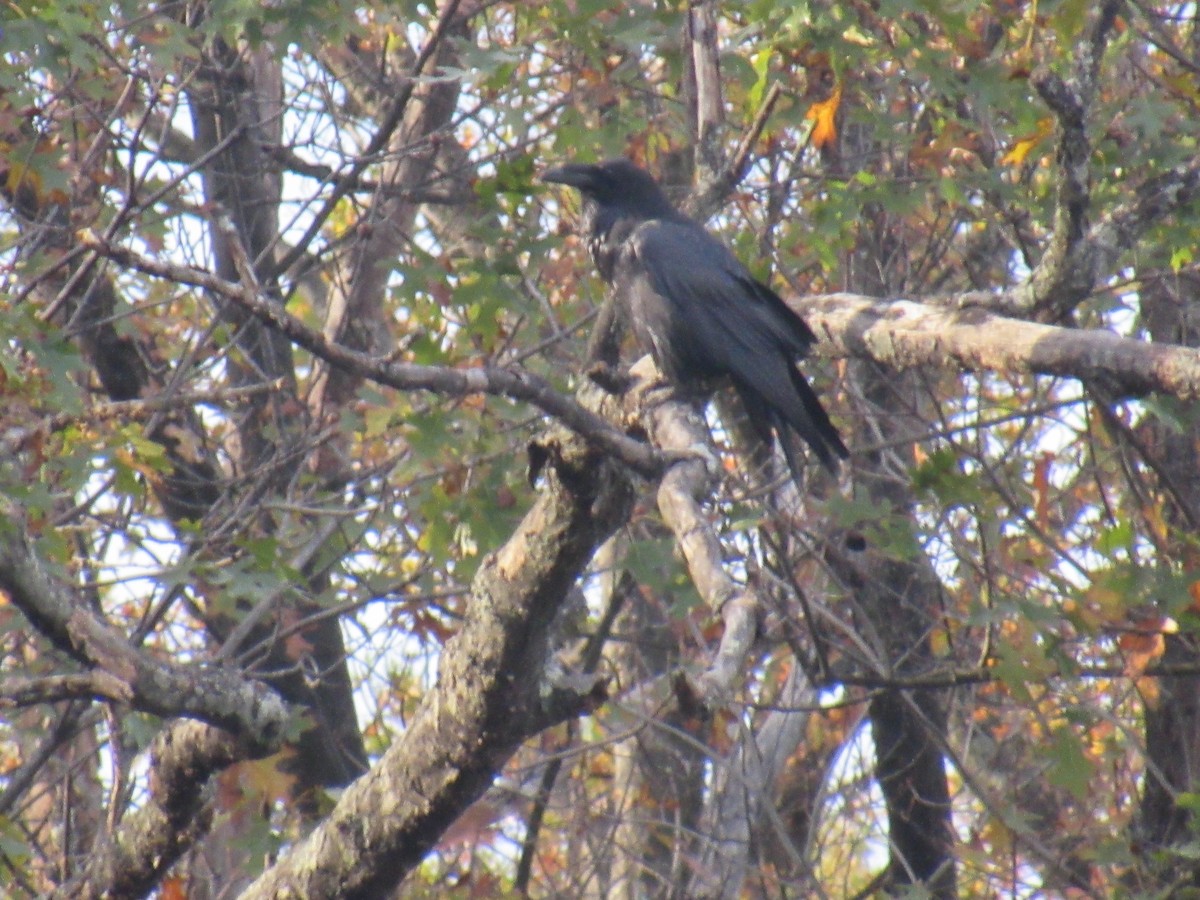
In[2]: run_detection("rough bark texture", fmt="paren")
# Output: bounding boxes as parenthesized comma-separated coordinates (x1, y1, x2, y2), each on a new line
(240, 426, 634, 899)
(54, 723, 245, 900)
(796, 293, 1200, 401)
(0, 525, 287, 748)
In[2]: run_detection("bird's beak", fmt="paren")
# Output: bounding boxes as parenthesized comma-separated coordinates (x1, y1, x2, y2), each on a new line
(540, 163, 594, 189)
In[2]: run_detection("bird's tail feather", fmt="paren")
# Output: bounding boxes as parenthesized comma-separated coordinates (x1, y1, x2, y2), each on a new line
(769, 409, 810, 485)
(735, 370, 846, 482)
(784, 363, 848, 472)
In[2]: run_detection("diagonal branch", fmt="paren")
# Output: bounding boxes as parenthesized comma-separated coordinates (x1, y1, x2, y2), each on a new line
(688, 82, 784, 222)
(53, 722, 245, 900)
(0, 518, 287, 751)
(626, 357, 763, 706)
(0, 672, 135, 709)
(240, 415, 634, 899)
(81, 231, 668, 479)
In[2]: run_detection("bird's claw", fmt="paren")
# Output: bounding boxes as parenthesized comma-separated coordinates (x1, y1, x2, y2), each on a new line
(667, 443, 722, 478)
(585, 361, 635, 395)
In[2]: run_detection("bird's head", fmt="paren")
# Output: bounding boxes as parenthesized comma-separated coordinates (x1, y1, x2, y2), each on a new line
(541, 158, 676, 219)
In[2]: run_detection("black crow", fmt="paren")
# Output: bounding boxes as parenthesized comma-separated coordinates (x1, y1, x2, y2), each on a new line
(541, 157, 848, 476)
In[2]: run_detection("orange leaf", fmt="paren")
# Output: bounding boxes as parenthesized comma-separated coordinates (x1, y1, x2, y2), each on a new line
(439, 796, 505, 848)
(1033, 451, 1052, 531)
(284, 627, 315, 663)
(806, 83, 842, 150)
(276, 607, 316, 662)
(1137, 674, 1161, 707)
(1118, 629, 1163, 658)
(1117, 613, 1175, 677)
(1144, 502, 1169, 546)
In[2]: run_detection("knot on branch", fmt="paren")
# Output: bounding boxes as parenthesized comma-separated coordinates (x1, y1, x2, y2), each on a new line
(1031, 69, 1085, 128)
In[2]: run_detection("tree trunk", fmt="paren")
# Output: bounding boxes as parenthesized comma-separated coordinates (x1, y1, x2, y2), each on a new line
(1132, 272, 1200, 888)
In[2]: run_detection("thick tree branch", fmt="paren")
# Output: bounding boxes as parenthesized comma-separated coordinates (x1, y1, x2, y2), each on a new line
(687, 0, 724, 186)
(241, 422, 634, 899)
(88, 232, 1200, 458)
(1026, 0, 1127, 316)
(53, 722, 244, 900)
(0, 520, 288, 751)
(0, 672, 134, 709)
(797, 292, 1200, 400)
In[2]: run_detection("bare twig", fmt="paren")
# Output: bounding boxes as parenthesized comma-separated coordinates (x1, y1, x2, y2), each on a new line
(690, 82, 784, 221)
(267, 0, 466, 279)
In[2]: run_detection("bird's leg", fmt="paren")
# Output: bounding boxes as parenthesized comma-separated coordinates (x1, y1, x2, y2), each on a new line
(584, 294, 624, 366)
(585, 360, 635, 395)
(583, 293, 631, 394)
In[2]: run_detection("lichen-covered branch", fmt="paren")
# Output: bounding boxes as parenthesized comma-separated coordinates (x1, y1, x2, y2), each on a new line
(240, 424, 634, 899)
(53, 722, 244, 900)
(0, 520, 287, 751)
(1026, 0, 1126, 317)
(797, 292, 1200, 400)
(623, 359, 761, 707)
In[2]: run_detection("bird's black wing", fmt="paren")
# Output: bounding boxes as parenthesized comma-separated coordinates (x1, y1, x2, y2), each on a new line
(618, 219, 848, 472)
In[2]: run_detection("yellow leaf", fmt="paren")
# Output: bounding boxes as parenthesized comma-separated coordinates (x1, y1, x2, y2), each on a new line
(5, 159, 41, 199)
(929, 626, 950, 656)
(1001, 117, 1054, 166)
(1138, 674, 1162, 706)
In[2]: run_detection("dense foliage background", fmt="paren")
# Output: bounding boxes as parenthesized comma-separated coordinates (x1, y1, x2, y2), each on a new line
(4, 1, 1200, 896)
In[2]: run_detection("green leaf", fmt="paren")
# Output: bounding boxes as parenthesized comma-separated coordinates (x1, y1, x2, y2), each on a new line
(1046, 727, 1091, 801)
(911, 447, 981, 507)
(747, 49, 772, 110)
